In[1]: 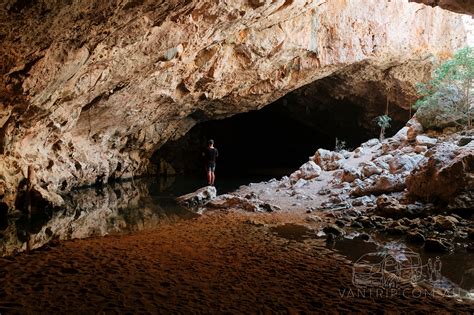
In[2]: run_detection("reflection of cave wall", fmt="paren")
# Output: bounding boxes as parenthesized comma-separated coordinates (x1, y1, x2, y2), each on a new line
(153, 68, 410, 177)
(0, 178, 196, 256)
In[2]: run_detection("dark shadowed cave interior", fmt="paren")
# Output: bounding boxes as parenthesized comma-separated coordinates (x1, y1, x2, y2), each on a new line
(153, 89, 406, 178)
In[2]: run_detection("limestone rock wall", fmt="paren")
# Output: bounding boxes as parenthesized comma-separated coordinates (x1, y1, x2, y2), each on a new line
(0, 0, 471, 211)
(410, 0, 474, 16)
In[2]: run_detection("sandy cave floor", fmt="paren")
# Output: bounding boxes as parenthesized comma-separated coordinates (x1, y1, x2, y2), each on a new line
(0, 210, 473, 314)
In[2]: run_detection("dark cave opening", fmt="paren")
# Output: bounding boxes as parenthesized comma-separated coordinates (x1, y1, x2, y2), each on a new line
(152, 89, 406, 179)
(214, 105, 335, 173)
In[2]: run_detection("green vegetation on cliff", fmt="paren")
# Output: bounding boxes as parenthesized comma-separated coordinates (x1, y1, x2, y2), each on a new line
(414, 46, 473, 130)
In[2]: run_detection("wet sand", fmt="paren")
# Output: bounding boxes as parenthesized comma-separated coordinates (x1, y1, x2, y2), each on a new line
(0, 210, 472, 314)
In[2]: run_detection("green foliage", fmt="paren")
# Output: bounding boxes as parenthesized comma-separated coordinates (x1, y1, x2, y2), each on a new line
(375, 115, 391, 129)
(334, 137, 347, 152)
(413, 46, 474, 129)
(374, 115, 391, 141)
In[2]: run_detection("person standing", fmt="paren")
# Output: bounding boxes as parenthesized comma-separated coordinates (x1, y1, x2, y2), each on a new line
(203, 139, 218, 186)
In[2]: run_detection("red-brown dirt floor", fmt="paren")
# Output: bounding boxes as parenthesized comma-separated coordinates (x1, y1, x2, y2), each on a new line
(0, 210, 472, 314)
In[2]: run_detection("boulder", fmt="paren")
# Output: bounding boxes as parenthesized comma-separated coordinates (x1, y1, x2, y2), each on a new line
(373, 154, 393, 171)
(289, 170, 301, 182)
(414, 145, 428, 153)
(259, 203, 281, 212)
(298, 161, 322, 180)
(354, 233, 371, 241)
(351, 174, 406, 197)
(313, 149, 344, 171)
(360, 162, 383, 178)
(177, 186, 217, 207)
(357, 216, 376, 228)
(410, 0, 474, 16)
(329, 195, 347, 204)
(407, 143, 474, 202)
(392, 126, 409, 143)
(306, 215, 322, 223)
(406, 118, 424, 142)
(207, 195, 257, 211)
(341, 166, 361, 183)
(405, 203, 426, 217)
(361, 138, 380, 148)
(388, 154, 423, 174)
(381, 142, 391, 155)
(351, 195, 374, 207)
(374, 154, 394, 163)
(432, 215, 458, 231)
(375, 195, 406, 218)
(416, 135, 437, 147)
(0, 179, 5, 198)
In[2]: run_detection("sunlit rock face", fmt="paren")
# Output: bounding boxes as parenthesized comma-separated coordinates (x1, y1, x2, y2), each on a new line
(406, 141, 474, 204)
(0, 0, 470, 211)
(410, 0, 474, 16)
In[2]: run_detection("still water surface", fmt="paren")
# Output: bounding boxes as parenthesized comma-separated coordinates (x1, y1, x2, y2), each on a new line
(271, 223, 474, 297)
(0, 173, 283, 256)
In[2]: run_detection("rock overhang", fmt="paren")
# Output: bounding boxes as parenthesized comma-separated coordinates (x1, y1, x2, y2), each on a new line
(0, 0, 471, 212)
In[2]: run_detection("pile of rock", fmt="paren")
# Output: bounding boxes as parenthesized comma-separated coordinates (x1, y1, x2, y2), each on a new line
(199, 118, 472, 218)
(306, 118, 473, 213)
(178, 117, 473, 252)
(290, 161, 322, 181)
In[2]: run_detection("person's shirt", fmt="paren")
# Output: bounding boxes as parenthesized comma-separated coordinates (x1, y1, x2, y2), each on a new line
(203, 147, 218, 163)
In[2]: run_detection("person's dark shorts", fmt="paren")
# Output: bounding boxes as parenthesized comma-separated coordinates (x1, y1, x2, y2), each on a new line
(206, 163, 216, 172)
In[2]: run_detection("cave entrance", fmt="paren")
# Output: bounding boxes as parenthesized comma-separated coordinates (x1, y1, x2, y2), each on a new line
(152, 61, 414, 182)
(156, 103, 336, 179)
(153, 82, 405, 180)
